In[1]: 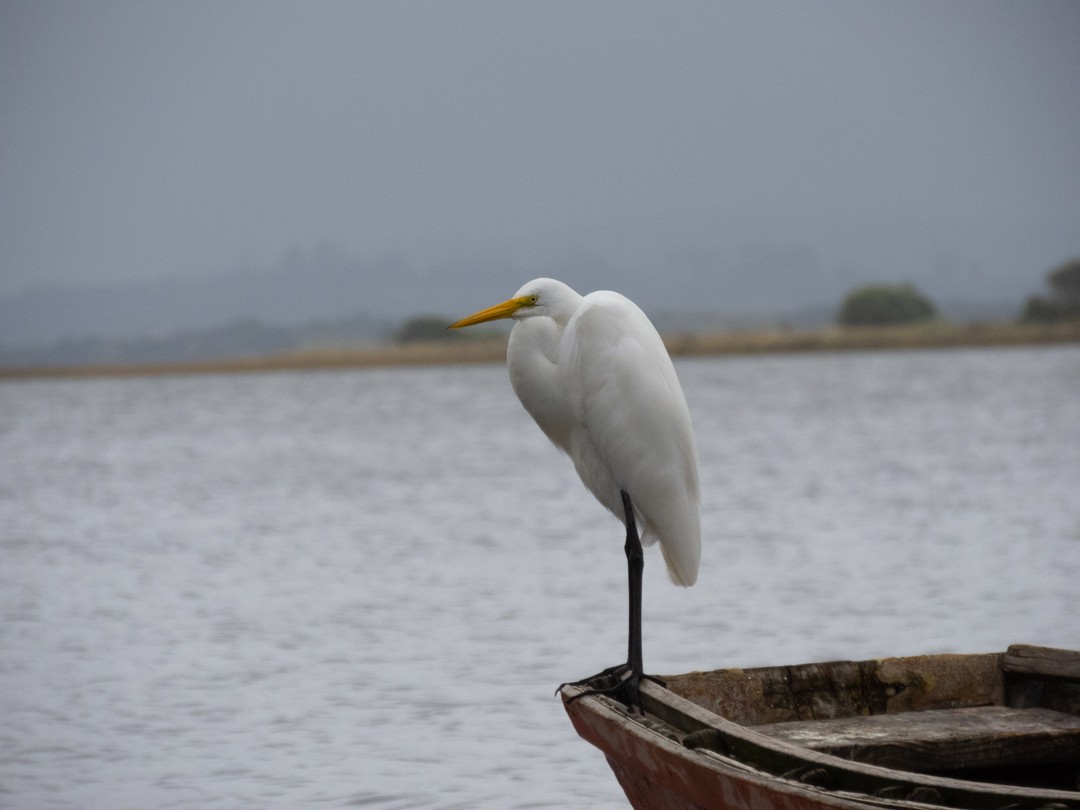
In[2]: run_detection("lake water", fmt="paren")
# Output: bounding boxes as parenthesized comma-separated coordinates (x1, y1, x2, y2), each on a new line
(2, 345, 1079, 809)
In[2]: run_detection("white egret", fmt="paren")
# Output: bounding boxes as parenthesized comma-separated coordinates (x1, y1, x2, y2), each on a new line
(450, 278, 700, 708)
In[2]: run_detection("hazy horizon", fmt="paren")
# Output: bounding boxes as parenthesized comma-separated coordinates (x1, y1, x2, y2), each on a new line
(2, 1, 1079, 346)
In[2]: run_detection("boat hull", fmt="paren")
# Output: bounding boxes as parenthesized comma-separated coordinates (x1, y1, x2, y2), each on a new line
(561, 646, 1080, 810)
(565, 689, 873, 810)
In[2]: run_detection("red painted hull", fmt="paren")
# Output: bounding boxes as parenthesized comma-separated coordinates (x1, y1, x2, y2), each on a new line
(565, 683, 890, 810)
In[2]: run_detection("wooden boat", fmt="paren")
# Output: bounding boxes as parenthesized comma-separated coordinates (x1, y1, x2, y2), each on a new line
(560, 644, 1080, 810)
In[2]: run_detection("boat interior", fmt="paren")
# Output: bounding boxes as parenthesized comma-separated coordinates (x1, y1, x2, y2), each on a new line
(654, 644, 1080, 794)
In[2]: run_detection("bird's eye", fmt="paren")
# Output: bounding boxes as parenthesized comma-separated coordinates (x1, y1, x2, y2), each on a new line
(529, 295, 539, 305)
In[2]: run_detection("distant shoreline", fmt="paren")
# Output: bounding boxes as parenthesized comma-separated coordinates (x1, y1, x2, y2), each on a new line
(2, 320, 1078, 380)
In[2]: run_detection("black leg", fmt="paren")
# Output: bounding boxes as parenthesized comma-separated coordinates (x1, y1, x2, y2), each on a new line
(619, 489, 646, 709)
(560, 490, 663, 712)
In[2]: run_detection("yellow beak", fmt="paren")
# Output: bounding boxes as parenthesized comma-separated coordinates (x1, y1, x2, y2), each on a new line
(448, 296, 530, 329)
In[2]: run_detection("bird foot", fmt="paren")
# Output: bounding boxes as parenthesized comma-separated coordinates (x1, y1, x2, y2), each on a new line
(557, 662, 630, 692)
(558, 664, 666, 713)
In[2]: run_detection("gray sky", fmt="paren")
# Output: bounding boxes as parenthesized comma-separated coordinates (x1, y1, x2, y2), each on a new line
(2, 0, 1079, 301)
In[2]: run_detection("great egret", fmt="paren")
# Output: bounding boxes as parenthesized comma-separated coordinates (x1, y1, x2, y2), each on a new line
(449, 278, 700, 709)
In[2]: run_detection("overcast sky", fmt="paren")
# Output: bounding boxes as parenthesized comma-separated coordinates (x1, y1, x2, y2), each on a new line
(2, 1, 1079, 299)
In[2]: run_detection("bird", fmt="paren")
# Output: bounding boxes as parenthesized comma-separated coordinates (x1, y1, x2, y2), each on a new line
(449, 278, 700, 709)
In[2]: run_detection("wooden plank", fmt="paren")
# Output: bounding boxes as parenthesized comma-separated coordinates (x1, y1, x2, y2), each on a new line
(1005, 644, 1080, 680)
(664, 653, 1003, 726)
(751, 705, 1080, 773)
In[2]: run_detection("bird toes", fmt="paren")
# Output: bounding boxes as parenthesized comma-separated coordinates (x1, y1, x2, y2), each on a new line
(558, 665, 667, 714)
(555, 662, 630, 696)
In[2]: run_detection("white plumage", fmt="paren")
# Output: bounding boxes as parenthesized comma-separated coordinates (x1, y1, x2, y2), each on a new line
(451, 277, 700, 587)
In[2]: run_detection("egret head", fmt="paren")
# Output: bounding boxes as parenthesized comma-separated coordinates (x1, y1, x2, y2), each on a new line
(448, 278, 579, 329)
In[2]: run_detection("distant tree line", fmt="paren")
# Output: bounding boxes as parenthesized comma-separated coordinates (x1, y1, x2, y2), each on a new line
(10, 258, 1078, 370)
(395, 314, 505, 343)
(396, 315, 459, 343)
(834, 257, 1080, 328)
(836, 283, 938, 327)
(1020, 258, 1080, 322)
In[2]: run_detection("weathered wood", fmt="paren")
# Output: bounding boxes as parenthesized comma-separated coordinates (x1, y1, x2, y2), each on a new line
(564, 648, 1080, 810)
(564, 675, 1080, 810)
(1002, 643, 1080, 682)
(1005, 645, 1080, 680)
(1005, 645, 1080, 713)
(664, 653, 1003, 726)
(751, 705, 1080, 772)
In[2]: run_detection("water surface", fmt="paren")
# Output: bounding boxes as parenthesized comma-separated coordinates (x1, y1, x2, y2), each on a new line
(2, 346, 1078, 808)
